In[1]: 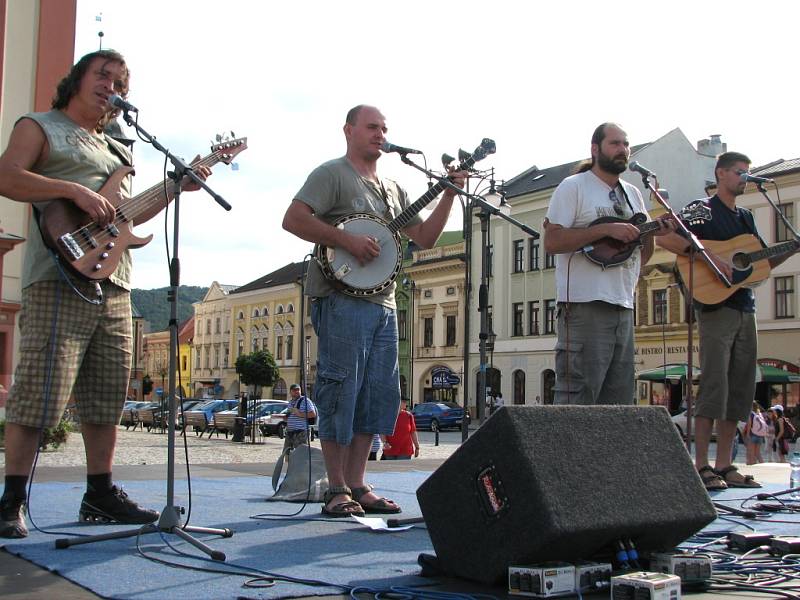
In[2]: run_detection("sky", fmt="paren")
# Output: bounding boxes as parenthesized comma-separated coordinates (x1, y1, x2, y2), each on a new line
(74, 0, 800, 290)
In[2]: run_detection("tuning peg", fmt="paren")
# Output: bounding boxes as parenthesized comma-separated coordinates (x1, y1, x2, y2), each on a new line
(215, 134, 222, 142)
(441, 153, 455, 167)
(230, 130, 236, 138)
(458, 149, 470, 162)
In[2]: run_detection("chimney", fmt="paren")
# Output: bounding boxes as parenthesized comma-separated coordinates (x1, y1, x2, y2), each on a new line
(697, 134, 726, 157)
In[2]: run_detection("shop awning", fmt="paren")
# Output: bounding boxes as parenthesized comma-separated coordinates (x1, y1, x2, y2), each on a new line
(636, 363, 701, 382)
(756, 364, 800, 383)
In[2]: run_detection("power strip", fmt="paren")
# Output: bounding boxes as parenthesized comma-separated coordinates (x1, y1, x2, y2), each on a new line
(508, 563, 575, 597)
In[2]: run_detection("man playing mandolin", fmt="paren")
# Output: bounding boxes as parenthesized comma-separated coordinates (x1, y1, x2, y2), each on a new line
(657, 152, 793, 490)
(0, 50, 210, 538)
(282, 105, 465, 517)
(543, 122, 673, 406)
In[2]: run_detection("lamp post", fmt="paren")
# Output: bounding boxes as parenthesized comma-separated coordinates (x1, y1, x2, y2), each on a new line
(403, 277, 416, 407)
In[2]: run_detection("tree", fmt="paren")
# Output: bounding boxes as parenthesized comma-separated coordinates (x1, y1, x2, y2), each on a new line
(233, 350, 279, 442)
(235, 349, 279, 397)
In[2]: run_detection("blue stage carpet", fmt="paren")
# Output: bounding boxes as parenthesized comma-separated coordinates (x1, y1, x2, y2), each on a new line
(3, 473, 800, 600)
(2, 471, 434, 600)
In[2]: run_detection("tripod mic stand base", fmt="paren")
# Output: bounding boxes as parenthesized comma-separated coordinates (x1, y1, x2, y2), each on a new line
(54, 521, 233, 561)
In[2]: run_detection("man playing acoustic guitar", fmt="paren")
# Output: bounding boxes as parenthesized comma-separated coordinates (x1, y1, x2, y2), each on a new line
(657, 151, 792, 490)
(543, 122, 673, 406)
(0, 50, 210, 538)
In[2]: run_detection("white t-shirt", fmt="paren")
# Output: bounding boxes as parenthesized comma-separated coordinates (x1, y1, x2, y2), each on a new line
(545, 170, 648, 308)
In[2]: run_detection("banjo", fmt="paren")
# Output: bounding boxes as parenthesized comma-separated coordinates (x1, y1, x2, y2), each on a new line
(316, 138, 496, 297)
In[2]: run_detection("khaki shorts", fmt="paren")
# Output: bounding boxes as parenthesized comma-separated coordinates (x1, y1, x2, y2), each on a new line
(7, 280, 132, 428)
(695, 306, 757, 423)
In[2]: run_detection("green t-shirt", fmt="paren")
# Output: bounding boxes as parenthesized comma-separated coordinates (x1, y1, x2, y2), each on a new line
(294, 156, 421, 308)
(21, 110, 133, 290)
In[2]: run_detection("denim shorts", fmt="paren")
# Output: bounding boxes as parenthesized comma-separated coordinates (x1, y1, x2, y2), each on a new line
(311, 293, 400, 446)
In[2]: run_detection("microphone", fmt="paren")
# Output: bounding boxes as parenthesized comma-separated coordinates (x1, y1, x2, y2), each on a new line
(739, 170, 774, 184)
(629, 161, 656, 178)
(107, 94, 139, 113)
(381, 141, 422, 155)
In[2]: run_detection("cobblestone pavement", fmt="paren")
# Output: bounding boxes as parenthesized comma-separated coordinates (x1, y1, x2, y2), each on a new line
(0, 425, 466, 468)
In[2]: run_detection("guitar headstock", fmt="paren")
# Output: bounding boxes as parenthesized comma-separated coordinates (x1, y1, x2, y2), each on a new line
(211, 132, 248, 165)
(680, 201, 712, 226)
(456, 138, 496, 171)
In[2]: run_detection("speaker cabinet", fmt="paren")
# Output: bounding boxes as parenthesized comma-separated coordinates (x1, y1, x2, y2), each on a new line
(417, 405, 716, 584)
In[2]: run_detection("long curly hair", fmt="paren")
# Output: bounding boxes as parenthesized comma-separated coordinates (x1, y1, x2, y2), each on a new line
(52, 49, 130, 132)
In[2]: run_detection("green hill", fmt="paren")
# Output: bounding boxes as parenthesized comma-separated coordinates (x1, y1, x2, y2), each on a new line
(131, 286, 208, 332)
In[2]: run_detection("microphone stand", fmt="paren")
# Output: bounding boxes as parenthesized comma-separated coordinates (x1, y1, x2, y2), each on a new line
(399, 156, 538, 426)
(55, 110, 233, 560)
(637, 173, 731, 454)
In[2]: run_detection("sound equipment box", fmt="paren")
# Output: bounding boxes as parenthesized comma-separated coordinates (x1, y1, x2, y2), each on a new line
(416, 405, 716, 584)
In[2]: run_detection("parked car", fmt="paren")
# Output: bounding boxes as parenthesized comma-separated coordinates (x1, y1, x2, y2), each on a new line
(214, 400, 288, 435)
(182, 399, 239, 435)
(119, 401, 150, 428)
(671, 409, 745, 443)
(258, 406, 317, 439)
(412, 402, 468, 432)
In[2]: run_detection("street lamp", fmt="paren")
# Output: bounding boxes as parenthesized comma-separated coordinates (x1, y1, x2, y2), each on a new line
(402, 277, 416, 407)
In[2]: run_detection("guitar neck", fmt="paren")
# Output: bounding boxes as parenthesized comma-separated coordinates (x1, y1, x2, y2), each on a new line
(116, 152, 223, 223)
(637, 220, 662, 237)
(387, 180, 449, 234)
(748, 239, 800, 264)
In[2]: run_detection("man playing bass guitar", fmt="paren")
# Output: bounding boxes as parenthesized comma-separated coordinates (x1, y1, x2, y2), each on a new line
(543, 122, 673, 406)
(0, 50, 210, 538)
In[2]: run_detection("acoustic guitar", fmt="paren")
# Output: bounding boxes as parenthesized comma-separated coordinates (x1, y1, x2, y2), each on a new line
(39, 135, 247, 281)
(676, 234, 800, 304)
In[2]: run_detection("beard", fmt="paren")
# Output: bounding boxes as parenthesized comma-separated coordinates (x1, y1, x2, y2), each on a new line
(597, 150, 628, 175)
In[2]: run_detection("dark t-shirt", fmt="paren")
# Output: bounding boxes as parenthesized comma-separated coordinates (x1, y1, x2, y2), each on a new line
(682, 195, 764, 313)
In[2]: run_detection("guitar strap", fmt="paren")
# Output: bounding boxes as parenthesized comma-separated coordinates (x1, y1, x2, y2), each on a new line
(615, 182, 636, 215)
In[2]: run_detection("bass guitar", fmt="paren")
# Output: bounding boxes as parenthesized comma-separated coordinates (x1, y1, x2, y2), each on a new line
(316, 138, 495, 297)
(676, 234, 800, 304)
(39, 135, 247, 281)
(581, 204, 711, 269)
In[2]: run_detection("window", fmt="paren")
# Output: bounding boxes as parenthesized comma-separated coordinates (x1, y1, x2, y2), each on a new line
(287, 303, 295, 313)
(286, 335, 294, 360)
(277, 305, 284, 314)
(203, 346, 209, 368)
(544, 251, 555, 269)
(423, 318, 433, 347)
(513, 239, 524, 273)
(181, 355, 187, 371)
(253, 308, 260, 317)
(528, 300, 540, 336)
(545, 299, 556, 334)
(276, 335, 284, 359)
(652, 289, 667, 325)
(237, 338, 244, 358)
(446, 315, 457, 346)
(214, 346, 220, 368)
(776, 276, 795, 318)
(446, 286, 455, 296)
(194, 350, 200, 369)
(512, 302, 524, 336)
(398, 309, 407, 340)
(528, 238, 540, 271)
(424, 289, 433, 298)
(206, 319, 211, 334)
(776, 203, 794, 243)
(223, 345, 229, 368)
(513, 370, 526, 405)
(215, 317, 220, 334)
(237, 311, 244, 320)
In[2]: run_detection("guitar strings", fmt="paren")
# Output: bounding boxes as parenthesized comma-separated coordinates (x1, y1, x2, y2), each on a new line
(63, 149, 229, 253)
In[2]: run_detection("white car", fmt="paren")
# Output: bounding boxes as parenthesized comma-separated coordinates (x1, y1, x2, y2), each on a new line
(671, 409, 745, 443)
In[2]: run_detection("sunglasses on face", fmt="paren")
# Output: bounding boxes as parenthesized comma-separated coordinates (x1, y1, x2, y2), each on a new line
(609, 189, 624, 216)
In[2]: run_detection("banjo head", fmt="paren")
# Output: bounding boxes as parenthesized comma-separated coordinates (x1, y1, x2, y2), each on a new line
(322, 214, 401, 294)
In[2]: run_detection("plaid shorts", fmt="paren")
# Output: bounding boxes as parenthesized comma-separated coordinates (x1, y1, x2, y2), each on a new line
(7, 280, 133, 428)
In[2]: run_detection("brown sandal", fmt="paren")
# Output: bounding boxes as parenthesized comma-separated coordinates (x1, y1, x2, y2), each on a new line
(351, 484, 401, 514)
(321, 486, 365, 518)
(716, 466, 761, 488)
(698, 465, 727, 491)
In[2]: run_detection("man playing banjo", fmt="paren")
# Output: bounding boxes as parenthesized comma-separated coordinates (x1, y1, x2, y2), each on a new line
(282, 104, 464, 517)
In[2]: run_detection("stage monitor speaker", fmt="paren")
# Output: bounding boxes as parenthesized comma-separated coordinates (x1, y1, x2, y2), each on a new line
(416, 405, 716, 584)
